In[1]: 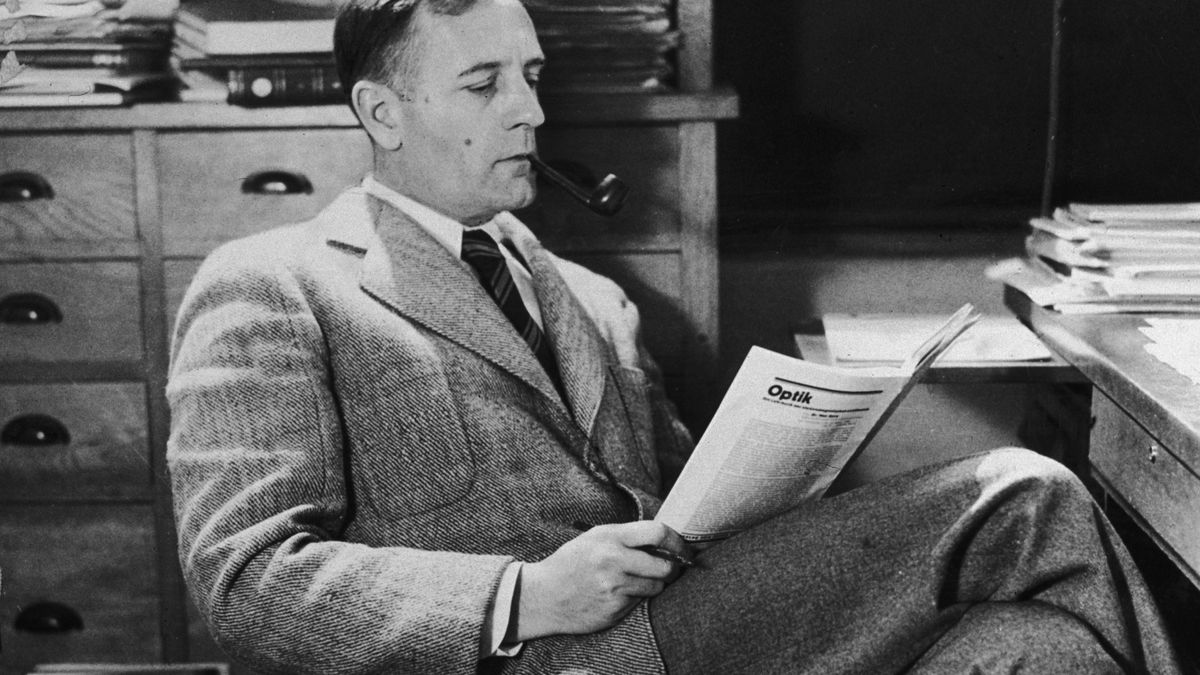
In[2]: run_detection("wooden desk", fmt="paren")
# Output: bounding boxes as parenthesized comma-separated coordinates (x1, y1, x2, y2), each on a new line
(1005, 287, 1200, 590)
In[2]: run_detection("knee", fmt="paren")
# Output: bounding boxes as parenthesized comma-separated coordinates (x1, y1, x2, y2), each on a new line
(974, 447, 1090, 506)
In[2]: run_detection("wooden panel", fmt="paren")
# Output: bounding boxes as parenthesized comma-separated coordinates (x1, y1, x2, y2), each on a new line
(0, 134, 135, 243)
(0, 93, 738, 131)
(1091, 392, 1200, 584)
(0, 505, 159, 675)
(159, 130, 372, 256)
(164, 260, 202, 334)
(519, 125, 680, 244)
(0, 262, 143, 363)
(564, 251, 682, 374)
(0, 383, 150, 501)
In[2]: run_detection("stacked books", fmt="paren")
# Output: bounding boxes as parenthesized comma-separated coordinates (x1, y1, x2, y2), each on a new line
(525, 0, 677, 93)
(172, 0, 340, 107)
(993, 202, 1200, 314)
(0, 0, 175, 107)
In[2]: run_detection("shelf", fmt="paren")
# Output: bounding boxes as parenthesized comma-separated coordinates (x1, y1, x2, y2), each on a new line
(0, 88, 739, 130)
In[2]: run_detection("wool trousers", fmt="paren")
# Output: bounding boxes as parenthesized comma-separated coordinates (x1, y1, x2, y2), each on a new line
(648, 447, 1179, 674)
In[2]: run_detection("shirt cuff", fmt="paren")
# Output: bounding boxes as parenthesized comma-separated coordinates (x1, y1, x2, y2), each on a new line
(481, 561, 524, 659)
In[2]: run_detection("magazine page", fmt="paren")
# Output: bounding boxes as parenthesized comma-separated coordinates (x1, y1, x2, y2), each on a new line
(656, 304, 980, 543)
(655, 347, 907, 543)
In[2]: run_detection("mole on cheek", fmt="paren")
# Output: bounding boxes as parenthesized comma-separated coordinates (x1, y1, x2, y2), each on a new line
(464, 138, 473, 146)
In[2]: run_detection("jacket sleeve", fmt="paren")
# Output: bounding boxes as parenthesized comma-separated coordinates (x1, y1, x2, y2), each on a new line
(166, 241, 511, 675)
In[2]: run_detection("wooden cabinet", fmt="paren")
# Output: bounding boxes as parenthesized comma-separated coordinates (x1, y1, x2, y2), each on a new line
(0, 85, 735, 669)
(1091, 392, 1200, 580)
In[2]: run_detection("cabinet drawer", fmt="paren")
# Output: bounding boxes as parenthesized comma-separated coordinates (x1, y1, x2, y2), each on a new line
(0, 504, 159, 675)
(0, 262, 142, 363)
(0, 134, 136, 243)
(159, 130, 371, 256)
(0, 383, 149, 500)
(1091, 393, 1200, 573)
(520, 125, 680, 244)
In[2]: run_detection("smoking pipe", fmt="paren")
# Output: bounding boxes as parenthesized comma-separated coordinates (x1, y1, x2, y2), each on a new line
(528, 154, 629, 217)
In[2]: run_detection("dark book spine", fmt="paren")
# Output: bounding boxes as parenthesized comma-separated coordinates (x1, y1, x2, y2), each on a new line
(226, 65, 343, 106)
(12, 49, 168, 71)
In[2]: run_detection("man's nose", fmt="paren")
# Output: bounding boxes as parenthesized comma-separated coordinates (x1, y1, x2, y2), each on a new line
(505, 78, 545, 129)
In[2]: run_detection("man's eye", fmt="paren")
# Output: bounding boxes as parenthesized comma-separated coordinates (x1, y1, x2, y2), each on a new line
(467, 80, 497, 95)
(525, 76, 540, 91)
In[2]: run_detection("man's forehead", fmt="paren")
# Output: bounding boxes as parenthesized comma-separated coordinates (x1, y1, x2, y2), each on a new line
(414, 0, 543, 75)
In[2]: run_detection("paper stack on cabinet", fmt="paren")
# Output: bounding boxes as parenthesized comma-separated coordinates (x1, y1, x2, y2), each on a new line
(998, 202, 1200, 314)
(0, 0, 176, 107)
(524, 0, 678, 93)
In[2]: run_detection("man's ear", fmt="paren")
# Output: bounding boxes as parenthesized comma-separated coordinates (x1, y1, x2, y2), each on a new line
(352, 80, 406, 151)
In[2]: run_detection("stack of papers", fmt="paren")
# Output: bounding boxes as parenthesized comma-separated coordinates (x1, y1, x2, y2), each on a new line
(524, 0, 677, 92)
(822, 313, 1051, 366)
(1015, 202, 1200, 313)
(0, 0, 176, 107)
(1140, 318, 1200, 385)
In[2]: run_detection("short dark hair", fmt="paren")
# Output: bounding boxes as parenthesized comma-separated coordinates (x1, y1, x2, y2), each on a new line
(333, 0, 480, 101)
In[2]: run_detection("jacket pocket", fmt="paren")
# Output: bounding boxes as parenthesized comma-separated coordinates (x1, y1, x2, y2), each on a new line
(606, 365, 662, 490)
(343, 369, 477, 517)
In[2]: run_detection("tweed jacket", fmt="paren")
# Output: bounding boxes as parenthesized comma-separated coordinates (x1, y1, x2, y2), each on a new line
(166, 188, 694, 675)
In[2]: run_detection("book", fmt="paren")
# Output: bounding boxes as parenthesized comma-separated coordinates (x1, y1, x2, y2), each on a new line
(225, 63, 342, 105)
(175, 0, 336, 55)
(5, 47, 168, 70)
(171, 36, 334, 68)
(655, 304, 981, 543)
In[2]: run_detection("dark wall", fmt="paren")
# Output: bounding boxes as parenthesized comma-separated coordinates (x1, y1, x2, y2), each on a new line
(1055, 0, 1200, 204)
(713, 1, 1055, 231)
(713, 1, 1200, 231)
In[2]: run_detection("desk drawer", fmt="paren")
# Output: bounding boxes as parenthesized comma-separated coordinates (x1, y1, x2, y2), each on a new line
(1091, 393, 1200, 572)
(0, 504, 159, 675)
(0, 262, 142, 363)
(159, 129, 371, 256)
(521, 125, 680, 244)
(0, 134, 136, 242)
(0, 383, 149, 501)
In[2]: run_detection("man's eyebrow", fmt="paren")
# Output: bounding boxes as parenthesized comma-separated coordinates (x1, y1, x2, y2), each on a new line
(456, 57, 545, 79)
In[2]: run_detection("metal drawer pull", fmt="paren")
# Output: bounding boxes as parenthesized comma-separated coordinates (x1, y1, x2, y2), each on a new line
(241, 170, 313, 196)
(2, 413, 71, 446)
(0, 171, 55, 202)
(15, 601, 84, 633)
(0, 292, 63, 324)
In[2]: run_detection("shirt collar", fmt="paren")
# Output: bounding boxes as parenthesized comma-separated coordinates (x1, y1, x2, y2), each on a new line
(361, 174, 507, 257)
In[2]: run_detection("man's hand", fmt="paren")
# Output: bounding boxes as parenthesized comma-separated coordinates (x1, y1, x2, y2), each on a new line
(509, 521, 691, 641)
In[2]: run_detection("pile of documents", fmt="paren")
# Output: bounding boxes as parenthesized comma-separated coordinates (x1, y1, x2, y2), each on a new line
(525, 0, 677, 92)
(993, 202, 1200, 314)
(0, 0, 176, 107)
(1141, 318, 1200, 386)
(172, 0, 341, 107)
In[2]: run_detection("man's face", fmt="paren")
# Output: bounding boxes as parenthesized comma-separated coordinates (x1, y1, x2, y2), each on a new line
(390, 0, 545, 224)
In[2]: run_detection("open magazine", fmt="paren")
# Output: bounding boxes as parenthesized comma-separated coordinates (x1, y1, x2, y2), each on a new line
(656, 303, 982, 543)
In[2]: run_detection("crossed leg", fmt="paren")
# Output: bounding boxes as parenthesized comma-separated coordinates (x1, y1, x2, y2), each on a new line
(649, 448, 1178, 674)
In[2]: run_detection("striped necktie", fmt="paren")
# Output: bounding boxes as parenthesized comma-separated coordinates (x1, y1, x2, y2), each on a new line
(460, 228, 563, 390)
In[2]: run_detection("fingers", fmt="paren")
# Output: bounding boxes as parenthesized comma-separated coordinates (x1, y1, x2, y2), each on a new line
(592, 521, 696, 574)
(610, 521, 693, 560)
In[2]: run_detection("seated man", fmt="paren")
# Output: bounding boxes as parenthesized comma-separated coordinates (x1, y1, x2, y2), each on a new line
(166, 0, 1180, 672)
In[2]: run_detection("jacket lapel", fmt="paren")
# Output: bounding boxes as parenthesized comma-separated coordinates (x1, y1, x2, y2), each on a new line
(329, 194, 562, 404)
(500, 217, 612, 435)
